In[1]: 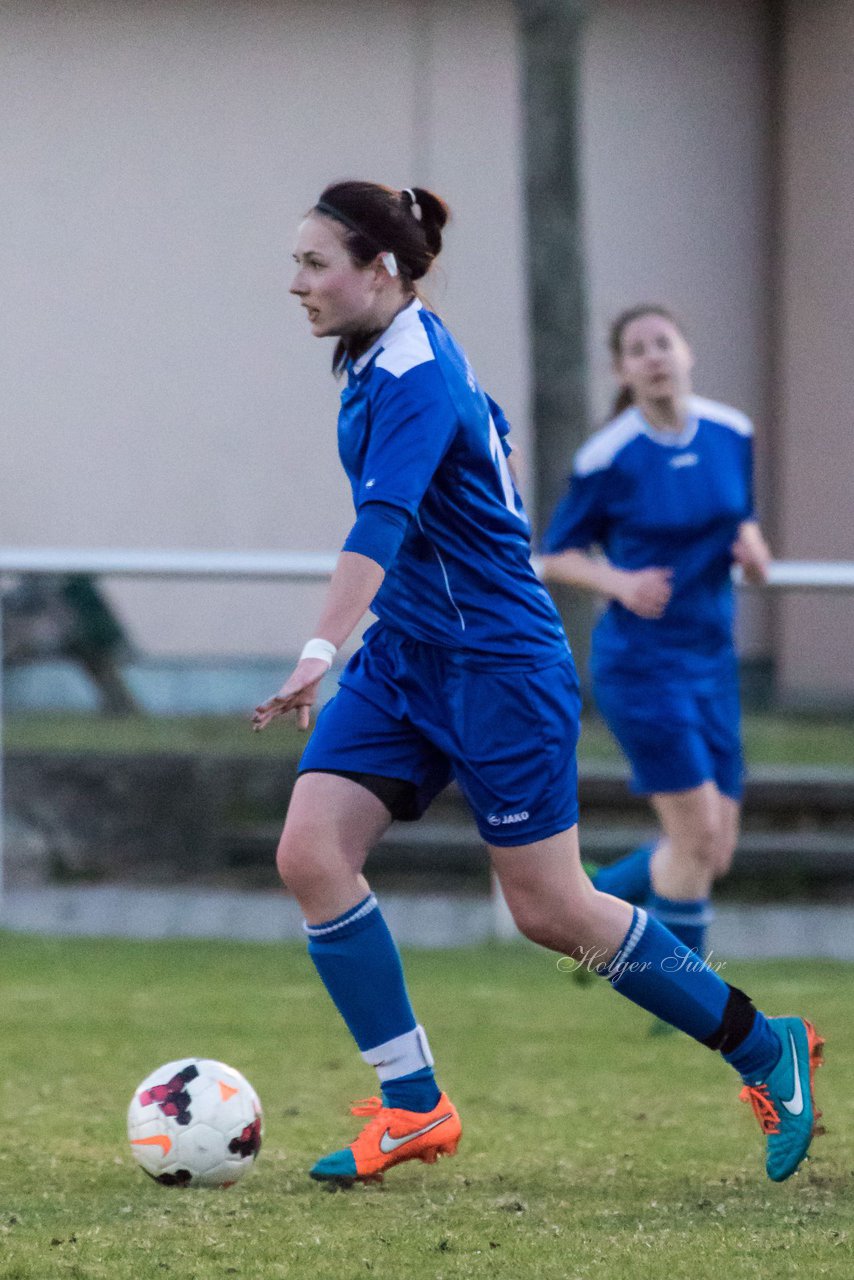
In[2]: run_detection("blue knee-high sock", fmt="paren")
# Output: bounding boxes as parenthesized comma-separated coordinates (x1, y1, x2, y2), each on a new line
(592, 843, 654, 905)
(648, 892, 713, 956)
(305, 893, 441, 1112)
(597, 907, 781, 1082)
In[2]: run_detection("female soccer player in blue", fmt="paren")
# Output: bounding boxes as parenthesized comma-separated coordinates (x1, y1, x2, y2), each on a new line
(253, 189, 822, 1188)
(541, 306, 769, 966)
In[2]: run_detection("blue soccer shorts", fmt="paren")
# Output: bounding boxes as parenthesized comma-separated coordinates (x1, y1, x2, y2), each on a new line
(298, 624, 581, 846)
(592, 669, 744, 801)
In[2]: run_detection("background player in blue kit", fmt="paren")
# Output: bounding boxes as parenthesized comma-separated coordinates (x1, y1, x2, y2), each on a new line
(253, 192, 822, 1187)
(542, 305, 772, 968)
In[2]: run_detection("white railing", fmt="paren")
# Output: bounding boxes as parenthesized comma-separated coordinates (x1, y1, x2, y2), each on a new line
(1, 547, 854, 587)
(1, 549, 853, 916)
(0, 548, 339, 580)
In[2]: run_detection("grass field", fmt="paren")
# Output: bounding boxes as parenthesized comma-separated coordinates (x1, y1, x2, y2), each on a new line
(6, 709, 854, 768)
(0, 935, 851, 1279)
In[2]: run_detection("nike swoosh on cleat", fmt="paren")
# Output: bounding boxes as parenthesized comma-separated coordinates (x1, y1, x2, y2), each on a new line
(780, 1030, 805, 1116)
(379, 1113, 453, 1154)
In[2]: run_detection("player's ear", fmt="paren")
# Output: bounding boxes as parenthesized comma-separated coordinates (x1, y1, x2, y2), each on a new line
(377, 252, 399, 279)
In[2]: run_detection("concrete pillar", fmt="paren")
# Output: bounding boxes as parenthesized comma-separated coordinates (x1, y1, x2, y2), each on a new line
(515, 0, 594, 673)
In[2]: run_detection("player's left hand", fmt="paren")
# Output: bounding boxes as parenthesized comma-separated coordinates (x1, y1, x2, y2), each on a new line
(731, 521, 772, 585)
(251, 658, 329, 732)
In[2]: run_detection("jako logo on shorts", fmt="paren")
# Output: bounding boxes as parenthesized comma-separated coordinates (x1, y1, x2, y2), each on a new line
(487, 811, 530, 827)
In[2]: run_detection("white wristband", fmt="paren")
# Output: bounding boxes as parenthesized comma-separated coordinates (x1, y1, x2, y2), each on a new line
(299, 637, 337, 668)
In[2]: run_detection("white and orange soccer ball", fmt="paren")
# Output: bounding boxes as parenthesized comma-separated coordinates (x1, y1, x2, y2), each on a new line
(127, 1058, 263, 1188)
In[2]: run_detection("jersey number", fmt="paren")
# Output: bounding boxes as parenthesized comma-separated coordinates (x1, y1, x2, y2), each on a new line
(488, 415, 519, 517)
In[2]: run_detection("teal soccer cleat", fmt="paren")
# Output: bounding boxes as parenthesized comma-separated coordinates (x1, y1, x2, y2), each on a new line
(740, 1016, 825, 1182)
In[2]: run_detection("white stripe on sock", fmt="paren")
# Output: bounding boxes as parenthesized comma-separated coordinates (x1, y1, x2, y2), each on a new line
(653, 907, 715, 927)
(361, 1024, 434, 1082)
(303, 893, 378, 937)
(607, 906, 648, 974)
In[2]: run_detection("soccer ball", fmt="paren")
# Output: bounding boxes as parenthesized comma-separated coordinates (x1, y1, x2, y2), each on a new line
(127, 1058, 263, 1188)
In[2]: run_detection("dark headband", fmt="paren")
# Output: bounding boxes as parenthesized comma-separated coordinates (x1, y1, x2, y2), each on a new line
(314, 200, 384, 252)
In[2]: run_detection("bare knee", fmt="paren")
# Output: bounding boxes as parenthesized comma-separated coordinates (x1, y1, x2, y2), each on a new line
(685, 816, 719, 867)
(512, 909, 563, 951)
(507, 894, 591, 954)
(275, 820, 312, 894)
(710, 825, 738, 878)
(678, 816, 736, 879)
(275, 817, 341, 901)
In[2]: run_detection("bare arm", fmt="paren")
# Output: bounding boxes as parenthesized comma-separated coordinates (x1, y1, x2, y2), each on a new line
(541, 549, 628, 597)
(540, 549, 673, 620)
(311, 550, 385, 648)
(252, 551, 384, 731)
(506, 445, 522, 489)
(732, 519, 772, 585)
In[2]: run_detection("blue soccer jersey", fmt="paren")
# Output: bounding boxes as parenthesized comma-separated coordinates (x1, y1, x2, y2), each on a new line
(543, 397, 755, 681)
(338, 299, 568, 664)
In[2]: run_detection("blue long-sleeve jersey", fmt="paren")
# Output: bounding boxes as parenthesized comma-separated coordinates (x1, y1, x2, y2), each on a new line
(338, 300, 568, 665)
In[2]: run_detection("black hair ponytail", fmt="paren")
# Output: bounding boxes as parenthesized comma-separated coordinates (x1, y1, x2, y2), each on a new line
(309, 180, 451, 374)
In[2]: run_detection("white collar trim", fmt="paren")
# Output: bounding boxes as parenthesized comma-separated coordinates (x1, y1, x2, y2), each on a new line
(352, 298, 423, 374)
(636, 407, 699, 449)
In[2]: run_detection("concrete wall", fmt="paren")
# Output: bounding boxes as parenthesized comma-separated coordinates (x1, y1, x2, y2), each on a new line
(2, 0, 528, 660)
(581, 0, 774, 427)
(579, 0, 775, 657)
(775, 0, 854, 703)
(5, 0, 852, 699)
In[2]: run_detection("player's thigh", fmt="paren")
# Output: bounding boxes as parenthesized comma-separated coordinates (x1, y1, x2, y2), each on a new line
(713, 791, 741, 874)
(489, 824, 588, 909)
(650, 781, 724, 858)
(489, 825, 634, 954)
(719, 792, 740, 845)
(450, 657, 581, 846)
(280, 771, 394, 878)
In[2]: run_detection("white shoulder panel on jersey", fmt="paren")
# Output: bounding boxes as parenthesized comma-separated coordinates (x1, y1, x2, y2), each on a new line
(352, 299, 436, 379)
(689, 395, 753, 437)
(574, 408, 646, 476)
(375, 321, 435, 379)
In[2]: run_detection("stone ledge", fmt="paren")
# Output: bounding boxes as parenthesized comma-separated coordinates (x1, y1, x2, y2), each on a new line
(4, 886, 854, 958)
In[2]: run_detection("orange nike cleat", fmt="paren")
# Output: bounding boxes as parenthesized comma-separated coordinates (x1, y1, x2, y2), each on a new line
(309, 1092, 462, 1187)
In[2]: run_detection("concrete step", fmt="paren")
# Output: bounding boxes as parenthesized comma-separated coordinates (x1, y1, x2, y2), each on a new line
(578, 764, 854, 816)
(581, 827, 854, 873)
(220, 764, 854, 885)
(5, 885, 854, 956)
(223, 820, 854, 878)
(394, 765, 854, 814)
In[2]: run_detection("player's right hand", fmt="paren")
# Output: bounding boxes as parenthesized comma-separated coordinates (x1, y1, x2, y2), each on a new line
(251, 658, 329, 732)
(616, 566, 673, 618)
